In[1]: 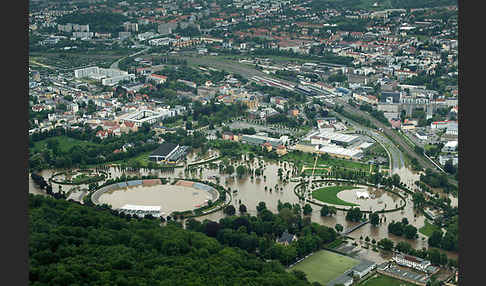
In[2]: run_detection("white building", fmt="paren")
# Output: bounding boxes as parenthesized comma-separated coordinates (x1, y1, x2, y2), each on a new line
(316, 144, 363, 160)
(118, 109, 165, 127)
(415, 131, 428, 141)
(119, 204, 161, 217)
(148, 74, 168, 85)
(74, 66, 135, 86)
(393, 254, 431, 273)
(307, 130, 360, 146)
(101, 74, 135, 86)
(443, 140, 458, 152)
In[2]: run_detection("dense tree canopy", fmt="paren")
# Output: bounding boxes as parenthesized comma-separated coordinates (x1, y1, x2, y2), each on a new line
(29, 195, 315, 286)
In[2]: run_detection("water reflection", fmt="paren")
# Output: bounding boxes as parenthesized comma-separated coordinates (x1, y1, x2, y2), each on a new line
(28, 153, 457, 259)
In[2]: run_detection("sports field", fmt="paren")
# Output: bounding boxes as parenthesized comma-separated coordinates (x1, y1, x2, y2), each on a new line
(358, 274, 416, 286)
(311, 186, 360, 206)
(288, 250, 359, 285)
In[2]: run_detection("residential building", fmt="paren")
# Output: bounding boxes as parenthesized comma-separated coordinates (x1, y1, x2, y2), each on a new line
(392, 254, 435, 273)
(276, 230, 296, 245)
(276, 145, 287, 156)
(148, 74, 168, 85)
(123, 22, 139, 32)
(262, 142, 273, 152)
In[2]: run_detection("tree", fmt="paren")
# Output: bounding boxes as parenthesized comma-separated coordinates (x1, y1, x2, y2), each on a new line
(391, 173, 401, 187)
(320, 205, 336, 217)
(236, 165, 247, 178)
(378, 238, 394, 251)
(303, 204, 313, 215)
(239, 204, 247, 214)
(291, 270, 308, 281)
(256, 202, 267, 213)
(403, 224, 417, 239)
(370, 212, 380, 226)
(223, 205, 236, 216)
(428, 230, 443, 248)
(395, 241, 413, 254)
(413, 192, 426, 209)
(444, 159, 456, 174)
(335, 223, 343, 233)
(203, 221, 221, 237)
(225, 165, 235, 175)
(345, 208, 362, 222)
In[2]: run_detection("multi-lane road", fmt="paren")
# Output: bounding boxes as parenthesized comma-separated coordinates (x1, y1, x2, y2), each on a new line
(142, 52, 455, 185)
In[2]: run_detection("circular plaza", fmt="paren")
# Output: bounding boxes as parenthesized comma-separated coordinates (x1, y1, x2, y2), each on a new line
(295, 180, 406, 213)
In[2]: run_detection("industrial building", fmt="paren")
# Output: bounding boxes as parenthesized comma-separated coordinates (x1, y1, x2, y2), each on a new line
(308, 130, 360, 147)
(295, 143, 363, 160)
(149, 143, 188, 164)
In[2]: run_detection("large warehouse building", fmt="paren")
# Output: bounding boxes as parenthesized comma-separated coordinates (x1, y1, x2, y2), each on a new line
(149, 143, 188, 164)
(308, 130, 360, 147)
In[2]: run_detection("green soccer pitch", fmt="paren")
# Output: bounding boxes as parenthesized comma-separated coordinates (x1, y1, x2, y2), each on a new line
(288, 250, 360, 285)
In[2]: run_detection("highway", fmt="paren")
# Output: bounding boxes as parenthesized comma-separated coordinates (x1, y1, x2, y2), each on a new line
(110, 46, 151, 70)
(331, 111, 404, 172)
(332, 96, 457, 186)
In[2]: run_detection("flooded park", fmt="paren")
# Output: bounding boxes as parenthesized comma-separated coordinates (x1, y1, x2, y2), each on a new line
(28, 148, 458, 260)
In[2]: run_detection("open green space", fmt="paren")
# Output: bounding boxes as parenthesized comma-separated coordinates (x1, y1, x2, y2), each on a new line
(358, 274, 416, 286)
(31, 136, 101, 153)
(30, 49, 133, 69)
(311, 185, 360, 207)
(288, 249, 360, 285)
(283, 151, 372, 173)
(302, 168, 330, 176)
(324, 237, 346, 249)
(419, 220, 442, 237)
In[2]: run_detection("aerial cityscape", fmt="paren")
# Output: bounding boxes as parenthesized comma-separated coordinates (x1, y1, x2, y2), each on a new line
(28, 0, 459, 285)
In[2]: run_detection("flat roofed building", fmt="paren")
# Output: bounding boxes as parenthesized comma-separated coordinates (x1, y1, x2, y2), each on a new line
(415, 131, 428, 141)
(241, 134, 283, 148)
(350, 260, 376, 278)
(308, 130, 360, 146)
(149, 143, 179, 162)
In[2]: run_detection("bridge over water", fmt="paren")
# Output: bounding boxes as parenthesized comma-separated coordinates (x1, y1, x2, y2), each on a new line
(342, 220, 370, 235)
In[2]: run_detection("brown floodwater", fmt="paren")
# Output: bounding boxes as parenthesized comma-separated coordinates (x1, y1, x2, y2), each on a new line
(97, 184, 218, 215)
(332, 185, 403, 212)
(28, 152, 458, 260)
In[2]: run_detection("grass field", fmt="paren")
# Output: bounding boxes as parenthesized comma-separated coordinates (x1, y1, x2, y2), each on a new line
(324, 238, 346, 249)
(358, 274, 416, 286)
(283, 152, 372, 173)
(31, 136, 100, 153)
(419, 220, 441, 237)
(311, 186, 360, 207)
(288, 250, 359, 285)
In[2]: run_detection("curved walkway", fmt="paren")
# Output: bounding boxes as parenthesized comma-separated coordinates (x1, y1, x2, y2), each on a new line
(293, 178, 407, 214)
